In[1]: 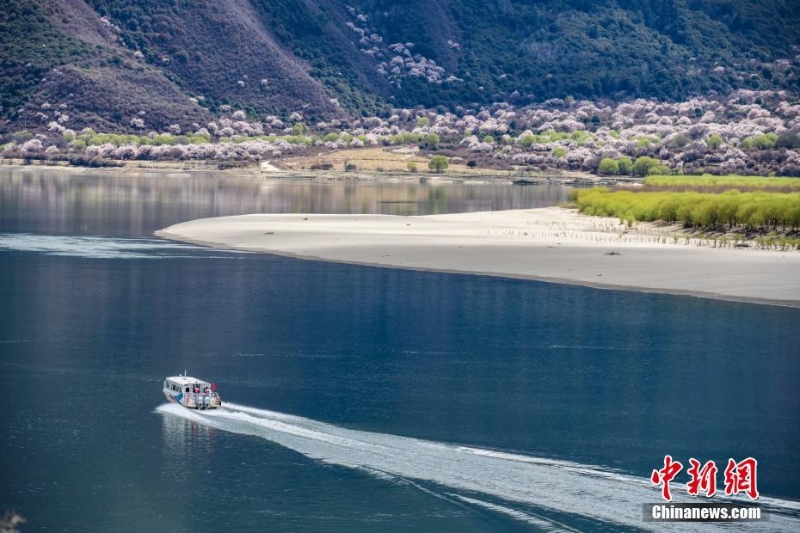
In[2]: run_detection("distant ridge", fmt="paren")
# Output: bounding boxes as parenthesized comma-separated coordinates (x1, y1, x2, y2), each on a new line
(1, 0, 799, 132)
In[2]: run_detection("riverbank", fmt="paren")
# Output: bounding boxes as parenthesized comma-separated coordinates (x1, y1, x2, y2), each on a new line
(157, 207, 800, 307)
(0, 157, 606, 184)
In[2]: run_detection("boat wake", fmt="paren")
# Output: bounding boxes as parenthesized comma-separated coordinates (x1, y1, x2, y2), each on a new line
(156, 402, 800, 531)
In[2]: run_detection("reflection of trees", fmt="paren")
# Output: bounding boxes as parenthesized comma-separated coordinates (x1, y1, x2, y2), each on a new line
(0, 168, 571, 236)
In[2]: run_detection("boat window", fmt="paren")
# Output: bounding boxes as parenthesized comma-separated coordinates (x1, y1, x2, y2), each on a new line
(185, 387, 190, 393)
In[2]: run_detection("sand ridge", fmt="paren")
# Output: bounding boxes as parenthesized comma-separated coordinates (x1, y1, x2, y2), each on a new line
(156, 207, 800, 307)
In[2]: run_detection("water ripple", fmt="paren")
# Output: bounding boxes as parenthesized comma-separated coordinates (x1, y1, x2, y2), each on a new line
(0, 233, 242, 259)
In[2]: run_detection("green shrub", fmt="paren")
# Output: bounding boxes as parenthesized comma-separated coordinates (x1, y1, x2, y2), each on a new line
(598, 158, 619, 175)
(648, 164, 671, 175)
(707, 134, 723, 150)
(755, 133, 778, 150)
(153, 134, 175, 146)
(572, 131, 592, 145)
(632, 156, 659, 176)
(424, 133, 441, 146)
(572, 188, 800, 230)
(428, 155, 449, 172)
(392, 132, 421, 145)
(617, 156, 633, 175)
(635, 136, 659, 148)
(643, 174, 800, 190)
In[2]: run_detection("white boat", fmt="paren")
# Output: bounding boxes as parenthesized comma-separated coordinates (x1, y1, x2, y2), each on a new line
(163, 372, 221, 410)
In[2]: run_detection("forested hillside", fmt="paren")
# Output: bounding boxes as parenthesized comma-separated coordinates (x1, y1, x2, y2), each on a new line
(1, 0, 799, 132)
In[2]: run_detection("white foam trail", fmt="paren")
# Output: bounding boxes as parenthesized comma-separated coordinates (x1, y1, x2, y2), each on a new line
(451, 495, 579, 532)
(0, 233, 230, 259)
(156, 402, 800, 531)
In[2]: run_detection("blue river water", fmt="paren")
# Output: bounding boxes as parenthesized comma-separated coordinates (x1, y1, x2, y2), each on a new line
(1, 169, 799, 532)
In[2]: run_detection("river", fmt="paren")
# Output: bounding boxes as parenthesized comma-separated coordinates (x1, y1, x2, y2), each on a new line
(1, 168, 798, 532)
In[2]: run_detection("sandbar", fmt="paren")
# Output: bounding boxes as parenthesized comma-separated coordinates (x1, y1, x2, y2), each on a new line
(157, 207, 800, 307)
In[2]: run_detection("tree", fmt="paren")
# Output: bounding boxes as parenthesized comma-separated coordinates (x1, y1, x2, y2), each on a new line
(552, 147, 567, 158)
(755, 133, 778, 150)
(407, 161, 418, 172)
(598, 158, 619, 175)
(618, 156, 633, 175)
(632, 156, 659, 176)
(649, 164, 671, 175)
(423, 133, 440, 147)
(707, 134, 723, 150)
(428, 155, 449, 172)
(416, 117, 430, 127)
(666, 133, 689, 149)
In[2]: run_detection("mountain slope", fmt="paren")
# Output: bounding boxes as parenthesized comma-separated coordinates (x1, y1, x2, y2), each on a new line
(1, 0, 798, 133)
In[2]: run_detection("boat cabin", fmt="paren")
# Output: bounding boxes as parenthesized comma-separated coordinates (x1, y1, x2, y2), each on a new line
(163, 374, 221, 409)
(165, 375, 213, 395)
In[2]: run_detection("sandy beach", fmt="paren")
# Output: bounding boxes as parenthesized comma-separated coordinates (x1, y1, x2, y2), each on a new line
(157, 207, 800, 307)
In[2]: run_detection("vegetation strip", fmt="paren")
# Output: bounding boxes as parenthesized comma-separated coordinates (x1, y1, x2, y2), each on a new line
(571, 175, 800, 250)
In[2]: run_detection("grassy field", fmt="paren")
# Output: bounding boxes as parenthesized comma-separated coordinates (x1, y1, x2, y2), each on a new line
(281, 147, 505, 175)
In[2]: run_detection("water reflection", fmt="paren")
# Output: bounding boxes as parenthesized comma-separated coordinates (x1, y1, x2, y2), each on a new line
(162, 407, 217, 459)
(0, 168, 571, 238)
